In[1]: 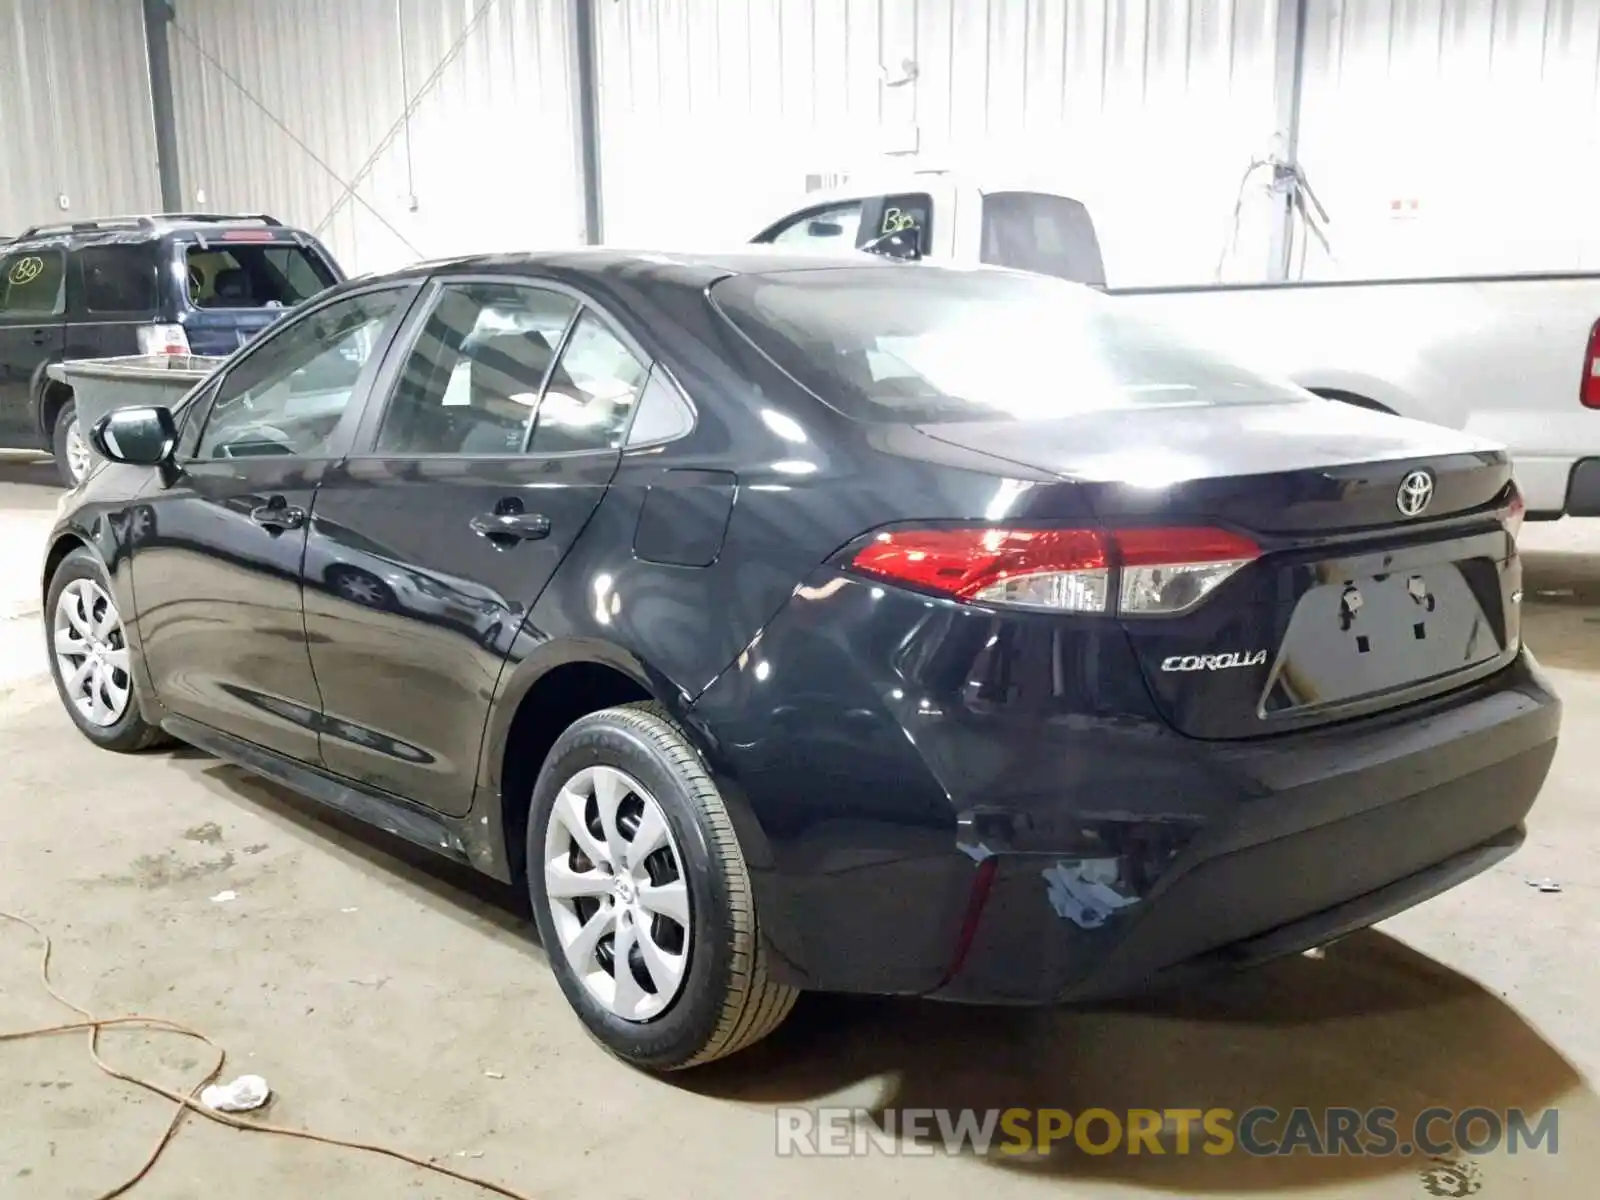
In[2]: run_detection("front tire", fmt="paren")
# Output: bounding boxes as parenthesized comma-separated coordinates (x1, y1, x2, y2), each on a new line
(45, 548, 168, 752)
(51, 399, 91, 488)
(527, 701, 797, 1070)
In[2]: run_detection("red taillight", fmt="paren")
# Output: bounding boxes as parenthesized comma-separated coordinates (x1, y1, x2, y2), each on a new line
(846, 526, 1260, 616)
(1504, 482, 1526, 541)
(849, 528, 1110, 611)
(1581, 319, 1600, 409)
(136, 322, 191, 357)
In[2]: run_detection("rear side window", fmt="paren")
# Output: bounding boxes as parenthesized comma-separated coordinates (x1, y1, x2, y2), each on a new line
(980, 192, 1106, 286)
(0, 249, 66, 316)
(376, 282, 579, 455)
(186, 244, 336, 310)
(527, 312, 649, 455)
(78, 245, 159, 312)
(712, 267, 1307, 424)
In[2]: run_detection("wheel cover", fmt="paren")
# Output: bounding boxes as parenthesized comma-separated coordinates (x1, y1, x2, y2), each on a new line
(543, 765, 692, 1022)
(63, 415, 91, 484)
(53, 578, 133, 727)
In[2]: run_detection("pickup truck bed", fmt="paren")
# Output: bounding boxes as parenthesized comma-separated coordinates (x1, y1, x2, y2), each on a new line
(1117, 271, 1600, 518)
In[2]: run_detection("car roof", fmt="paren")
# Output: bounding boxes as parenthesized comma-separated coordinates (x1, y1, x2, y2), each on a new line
(355, 245, 913, 290)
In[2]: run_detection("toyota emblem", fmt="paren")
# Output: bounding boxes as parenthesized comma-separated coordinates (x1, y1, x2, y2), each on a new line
(1396, 469, 1434, 517)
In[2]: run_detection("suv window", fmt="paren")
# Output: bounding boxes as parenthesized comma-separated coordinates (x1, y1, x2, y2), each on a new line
(376, 282, 579, 455)
(979, 192, 1106, 286)
(0, 249, 66, 317)
(196, 288, 406, 460)
(528, 312, 648, 455)
(762, 202, 864, 247)
(78, 245, 159, 313)
(187, 244, 337, 310)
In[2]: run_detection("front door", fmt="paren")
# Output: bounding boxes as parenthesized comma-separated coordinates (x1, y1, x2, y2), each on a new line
(132, 283, 416, 760)
(303, 277, 651, 815)
(0, 246, 67, 449)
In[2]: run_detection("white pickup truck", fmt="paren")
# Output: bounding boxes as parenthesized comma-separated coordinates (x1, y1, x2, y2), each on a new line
(751, 171, 1600, 521)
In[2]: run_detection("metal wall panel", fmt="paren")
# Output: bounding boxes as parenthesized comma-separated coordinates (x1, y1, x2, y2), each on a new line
(168, 0, 581, 275)
(0, 0, 159, 234)
(596, 0, 1286, 285)
(1297, 0, 1600, 277)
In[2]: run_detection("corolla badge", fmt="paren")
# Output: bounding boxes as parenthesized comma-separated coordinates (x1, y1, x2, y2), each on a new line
(1161, 650, 1268, 672)
(1396, 469, 1434, 517)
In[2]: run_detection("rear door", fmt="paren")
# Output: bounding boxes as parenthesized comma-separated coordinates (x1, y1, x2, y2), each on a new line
(303, 276, 651, 815)
(0, 245, 67, 449)
(178, 231, 342, 356)
(132, 283, 417, 761)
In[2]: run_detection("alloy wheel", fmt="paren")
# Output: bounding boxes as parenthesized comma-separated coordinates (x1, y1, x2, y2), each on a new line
(63, 415, 91, 485)
(543, 764, 692, 1022)
(53, 578, 132, 727)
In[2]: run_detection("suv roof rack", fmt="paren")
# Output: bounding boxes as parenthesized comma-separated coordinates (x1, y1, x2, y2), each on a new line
(13, 212, 283, 240)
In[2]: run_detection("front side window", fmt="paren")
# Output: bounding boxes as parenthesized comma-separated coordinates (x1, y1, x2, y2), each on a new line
(79, 245, 160, 313)
(0, 249, 66, 317)
(376, 282, 579, 455)
(195, 288, 406, 459)
(761, 202, 864, 247)
(712, 267, 1309, 424)
(186, 243, 337, 310)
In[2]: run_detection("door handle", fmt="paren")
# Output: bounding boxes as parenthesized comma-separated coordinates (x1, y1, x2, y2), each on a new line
(28, 328, 51, 346)
(470, 511, 551, 543)
(250, 500, 306, 531)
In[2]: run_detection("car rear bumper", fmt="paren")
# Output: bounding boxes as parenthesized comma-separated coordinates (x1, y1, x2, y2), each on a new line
(942, 650, 1558, 1002)
(936, 709, 1552, 1004)
(693, 571, 1561, 1001)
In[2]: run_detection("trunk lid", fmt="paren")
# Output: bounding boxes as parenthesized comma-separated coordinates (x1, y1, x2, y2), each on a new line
(918, 400, 1522, 738)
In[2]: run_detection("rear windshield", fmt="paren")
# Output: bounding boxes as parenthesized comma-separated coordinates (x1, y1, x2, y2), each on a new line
(712, 268, 1309, 424)
(980, 191, 1106, 286)
(185, 243, 336, 310)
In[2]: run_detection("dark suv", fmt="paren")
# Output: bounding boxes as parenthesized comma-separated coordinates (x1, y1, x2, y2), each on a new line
(0, 213, 343, 485)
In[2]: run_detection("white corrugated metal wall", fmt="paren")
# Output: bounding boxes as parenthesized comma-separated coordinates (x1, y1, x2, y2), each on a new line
(595, 0, 1287, 285)
(93, 0, 1600, 282)
(1296, 0, 1600, 279)
(0, 0, 159, 234)
(166, 0, 582, 275)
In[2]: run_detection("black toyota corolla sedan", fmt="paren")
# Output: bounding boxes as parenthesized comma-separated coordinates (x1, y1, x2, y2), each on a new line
(41, 249, 1559, 1069)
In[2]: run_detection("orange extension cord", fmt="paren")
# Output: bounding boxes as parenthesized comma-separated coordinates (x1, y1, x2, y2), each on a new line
(0, 909, 540, 1199)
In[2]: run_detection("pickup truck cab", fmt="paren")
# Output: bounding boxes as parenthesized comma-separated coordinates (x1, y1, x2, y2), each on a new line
(0, 212, 343, 485)
(753, 171, 1600, 520)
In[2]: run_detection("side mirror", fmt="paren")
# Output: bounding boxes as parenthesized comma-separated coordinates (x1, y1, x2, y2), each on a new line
(90, 406, 179, 467)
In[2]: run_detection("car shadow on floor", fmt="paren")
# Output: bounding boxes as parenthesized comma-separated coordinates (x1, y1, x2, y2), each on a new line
(0, 456, 59, 492)
(188, 742, 1585, 1192)
(676, 934, 1586, 1192)
(184, 757, 535, 948)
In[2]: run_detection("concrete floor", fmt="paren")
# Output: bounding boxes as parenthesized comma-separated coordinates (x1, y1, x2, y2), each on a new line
(1, 455, 1597, 1199)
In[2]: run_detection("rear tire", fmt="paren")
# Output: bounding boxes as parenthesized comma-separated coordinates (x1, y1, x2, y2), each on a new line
(527, 701, 797, 1070)
(45, 548, 169, 752)
(50, 399, 90, 488)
